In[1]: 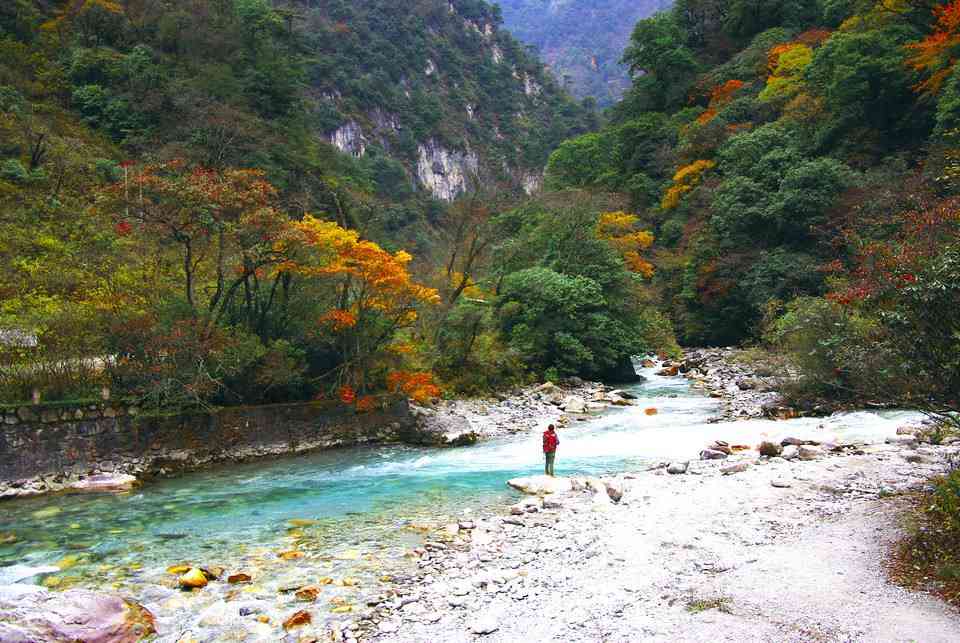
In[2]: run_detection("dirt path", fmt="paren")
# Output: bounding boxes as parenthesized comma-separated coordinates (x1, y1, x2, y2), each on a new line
(372, 442, 959, 643)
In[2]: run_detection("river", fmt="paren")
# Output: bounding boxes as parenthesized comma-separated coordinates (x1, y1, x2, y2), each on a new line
(0, 365, 920, 635)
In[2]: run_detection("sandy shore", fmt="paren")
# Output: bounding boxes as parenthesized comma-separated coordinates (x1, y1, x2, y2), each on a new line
(368, 440, 959, 642)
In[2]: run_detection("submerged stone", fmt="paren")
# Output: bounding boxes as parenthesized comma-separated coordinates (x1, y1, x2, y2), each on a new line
(178, 567, 208, 589)
(282, 609, 311, 629)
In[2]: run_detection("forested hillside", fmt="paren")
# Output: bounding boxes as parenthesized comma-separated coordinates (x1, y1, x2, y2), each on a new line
(0, 0, 667, 410)
(546, 0, 959, 417)
(496, 0, 670, 106)
(303, 0, 596, 199)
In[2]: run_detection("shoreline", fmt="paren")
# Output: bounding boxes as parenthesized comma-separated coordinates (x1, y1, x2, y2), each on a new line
(366, 437, 959, 643)
(4, 353, 960, 641)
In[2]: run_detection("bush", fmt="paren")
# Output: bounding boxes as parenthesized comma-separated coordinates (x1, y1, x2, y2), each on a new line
(0, 158, 29, 182)
(765, 296, 879, 401)
(892, 458, 960, 608)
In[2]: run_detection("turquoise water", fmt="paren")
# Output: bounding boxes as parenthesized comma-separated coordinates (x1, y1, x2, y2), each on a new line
(0, 366, 919, 593)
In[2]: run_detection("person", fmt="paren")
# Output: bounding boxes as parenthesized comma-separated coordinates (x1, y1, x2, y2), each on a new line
(542, 424, 559, 476)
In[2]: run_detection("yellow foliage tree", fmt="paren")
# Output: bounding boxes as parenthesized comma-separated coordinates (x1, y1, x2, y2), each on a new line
(596, 212, 656, 278)
(759, 43, 813, 103)
(661, 160, 715, 210)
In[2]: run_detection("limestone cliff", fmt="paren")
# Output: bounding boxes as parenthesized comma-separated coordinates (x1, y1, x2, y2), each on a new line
(301, 0, 595, 201)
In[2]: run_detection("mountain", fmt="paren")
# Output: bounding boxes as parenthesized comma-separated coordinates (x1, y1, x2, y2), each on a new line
(495, 0, 671, 107)
(303, 0, 596, 200)
(0, 0, 594, 206)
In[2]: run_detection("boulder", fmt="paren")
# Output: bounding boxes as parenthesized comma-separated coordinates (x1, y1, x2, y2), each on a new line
(541, 495, 564, 510)
(282, 610, 311, 630)
(598, 356, 644, 383)
(562, 396, 586, 414)
(700, 449, 728, 460)
(721, 462, 750, 475)
(763, 404, 800, 420)
(781, 445, 800, 460)
(758, 441, 783, 458)
(536, 382, 561, 395)
(886, 435, 918, 447)
(603, 478, 625, 502)
(667, 462, 689, 475)
(0, 585, 155, 642)
(780, 437, 820, 447)
(798, 445, 822, 461)
(656, 366, 679, 377)
(69, 474, 139, 494)
(709, 441, 733, 455)
(506, 475, 573, 496)
(469, 615, 500, 635)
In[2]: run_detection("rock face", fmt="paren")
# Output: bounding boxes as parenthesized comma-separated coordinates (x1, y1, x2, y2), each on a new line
(328, 121, 366, 157)
(0, 585, 155, 642)
(416, 139, 479, 201)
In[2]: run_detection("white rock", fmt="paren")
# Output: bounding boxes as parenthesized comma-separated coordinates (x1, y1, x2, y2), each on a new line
(69, 473, 139, 493)
(667, 462, 689, 475)
(771, 479, 792, 488)
(781, 445, 800, 460)
(562, 395, 587, 413)
(469, 616, 499, 635)
(379, 620, 401, 634)
(506, 475, 573, 495)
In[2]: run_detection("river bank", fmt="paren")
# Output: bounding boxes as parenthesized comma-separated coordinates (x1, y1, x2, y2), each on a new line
(369, 439, 960, 643)
(412, 378, 627, 443)
(3, 354, 958, 642)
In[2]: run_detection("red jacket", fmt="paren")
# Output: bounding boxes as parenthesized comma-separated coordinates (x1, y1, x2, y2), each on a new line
(543, 430, 559, 453)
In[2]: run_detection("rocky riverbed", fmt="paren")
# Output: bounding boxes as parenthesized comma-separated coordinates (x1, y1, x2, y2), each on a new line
(670, 347, 800, 421)
(3, 352, 958, 642)
(411, 379, 637, 444)
(367, 438, 960, 643)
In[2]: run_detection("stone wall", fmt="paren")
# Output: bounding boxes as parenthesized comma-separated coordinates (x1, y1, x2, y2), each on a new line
(0, 396, 418, 498)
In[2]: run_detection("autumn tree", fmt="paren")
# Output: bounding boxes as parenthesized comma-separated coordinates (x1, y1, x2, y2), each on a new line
(827, 197, 960, 424)
(906, 0, 960, 97)
(280, 215, 440, 395)
(95, 160, 294, 339)
(595, 211, 655, 277)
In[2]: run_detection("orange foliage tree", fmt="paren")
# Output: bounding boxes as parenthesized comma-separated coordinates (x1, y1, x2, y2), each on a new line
(696, 80, 746, 125)
(281, 215, 440, 395)
(906, 0, 960, 96)
(595, 212, 655, 278)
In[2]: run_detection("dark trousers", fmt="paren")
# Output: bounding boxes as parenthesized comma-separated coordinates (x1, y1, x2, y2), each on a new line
(544, 451, 556, 476)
